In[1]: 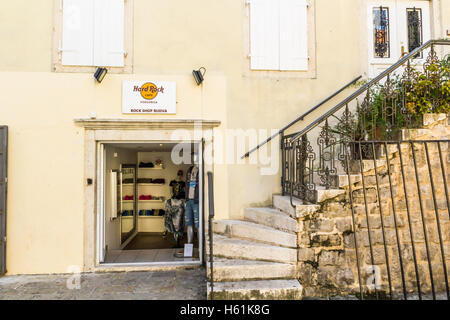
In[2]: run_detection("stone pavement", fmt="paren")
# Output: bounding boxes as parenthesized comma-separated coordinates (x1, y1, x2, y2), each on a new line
(0, 268, 207, 300)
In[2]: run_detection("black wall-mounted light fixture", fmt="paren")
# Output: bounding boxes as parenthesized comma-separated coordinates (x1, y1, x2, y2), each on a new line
(94, 67, 108, 83)
(192, 67, 206, 85)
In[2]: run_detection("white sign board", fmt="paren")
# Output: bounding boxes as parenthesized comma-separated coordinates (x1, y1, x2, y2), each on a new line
(184, 243, 193, 258)
(122, 81, 176, 114)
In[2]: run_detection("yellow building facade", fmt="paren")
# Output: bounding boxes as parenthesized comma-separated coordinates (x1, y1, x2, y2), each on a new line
(0, 0, 448, 275)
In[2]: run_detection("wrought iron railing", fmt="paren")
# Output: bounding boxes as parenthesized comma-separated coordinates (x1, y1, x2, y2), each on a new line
(322, 140, 448, 300)
(207, 171, 215, 300)
(282, 39, 450, 203)
(283, 39, 449, 300)
(242, 75, 362, 159)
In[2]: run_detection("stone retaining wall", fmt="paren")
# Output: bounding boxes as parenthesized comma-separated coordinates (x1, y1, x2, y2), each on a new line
(297, 114, 450, 298)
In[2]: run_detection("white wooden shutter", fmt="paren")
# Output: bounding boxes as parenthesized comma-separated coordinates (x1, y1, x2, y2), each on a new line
(280, 0, 308, 71)
(93, 0, 125, 67)
(61, 0, 94, 66)
(250, 0, 280, 70)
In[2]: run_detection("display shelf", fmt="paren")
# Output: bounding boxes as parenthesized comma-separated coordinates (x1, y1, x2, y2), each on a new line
(138, 166, 164, 170)
(138, 216, 164, 219)
(122, 200, 135, 203)
(122, 183, 134, 186)
(137, 183, 165, 186)
(138, 199, 164, 203)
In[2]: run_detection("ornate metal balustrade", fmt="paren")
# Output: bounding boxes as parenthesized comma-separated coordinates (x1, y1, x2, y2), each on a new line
(281, 40, 449, 300)
(282, 40, 450, 204)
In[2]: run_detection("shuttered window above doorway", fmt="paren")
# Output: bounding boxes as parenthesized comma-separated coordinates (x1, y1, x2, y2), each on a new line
(61, 0, 124, 67)
(53, 0, 133, 73)
(248, 0, 309, 71)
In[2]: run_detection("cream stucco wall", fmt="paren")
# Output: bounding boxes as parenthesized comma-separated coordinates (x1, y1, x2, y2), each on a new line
(0, 0, 448, 274)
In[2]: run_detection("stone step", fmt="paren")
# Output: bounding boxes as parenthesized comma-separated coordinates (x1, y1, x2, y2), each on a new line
(213, 220, 296, 248)
(401, 128, 429, 140)
(423, 113, 448, 128)
(209, 234, 297, 264)
(244, 207, 298, 233)
(207, 279, 303, 300)
(331, 174, 362, 188)
(206, 258, 296, 282)
(273, 195, 321, 219)
(349, 159, 386, 174)
(313, 187, 346, 203)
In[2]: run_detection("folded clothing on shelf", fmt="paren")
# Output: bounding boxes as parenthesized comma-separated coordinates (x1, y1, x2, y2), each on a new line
(152, 178, 165, 184)
(123, 195, 134, 200)
(139, 210, 154, 216)
(137, 178, 152, 184)
(139, 162, 154, 168)
(122, 178, 134, 184)
(122, 210, 134, 216)
(139, 194, 153, 200)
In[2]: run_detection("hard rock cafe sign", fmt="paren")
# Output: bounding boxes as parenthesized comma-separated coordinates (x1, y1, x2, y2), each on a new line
(122, 81, 176, 114)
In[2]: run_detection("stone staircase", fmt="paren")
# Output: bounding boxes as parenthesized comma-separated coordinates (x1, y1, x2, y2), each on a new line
(207, 195, 324, 300)
(206, 113, 449, 300)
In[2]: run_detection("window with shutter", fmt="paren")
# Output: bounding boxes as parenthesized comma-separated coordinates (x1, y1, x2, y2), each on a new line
(93, 0, 125, 67)
(279, 0, 308, 71)
(61, 0, 95, 66)
(55, 0, 130, 71)
(249, 0, 309, 72)
(249, 0, 280, 70)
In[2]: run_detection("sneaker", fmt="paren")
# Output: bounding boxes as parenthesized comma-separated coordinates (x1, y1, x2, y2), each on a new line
(174, 251, 185, 258)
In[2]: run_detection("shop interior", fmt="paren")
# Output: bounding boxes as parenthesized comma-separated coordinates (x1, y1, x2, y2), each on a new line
(102, 142, 201, 264)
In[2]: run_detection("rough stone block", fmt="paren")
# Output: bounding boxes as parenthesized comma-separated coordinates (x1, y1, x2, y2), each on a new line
(298, 232, 311, 246)
(307, 219, 335, 233)
(383, 214, 405, 228)
(310, 234, 341, 247)
(364, 246, 387, 265)
(353, 203, 378, 215)
(336, 268, 355, 286)
(359, 215, 382, 229)
(298, 248, 316, 262)
(298, 262, 317, 287)
(335, 217, 353, 233)
(423, 113, 448, 127)
(318, 250, 344, 266)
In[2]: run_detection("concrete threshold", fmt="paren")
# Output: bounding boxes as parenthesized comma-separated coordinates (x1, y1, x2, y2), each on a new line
(95, 261, 203, 273)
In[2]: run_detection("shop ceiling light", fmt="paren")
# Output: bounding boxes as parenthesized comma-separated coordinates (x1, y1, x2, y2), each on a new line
(192, 67, 206, 85)
(94, 67, 108, 83)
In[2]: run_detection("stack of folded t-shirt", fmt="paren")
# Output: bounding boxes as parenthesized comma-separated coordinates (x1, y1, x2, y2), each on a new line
(139, 210, 154, 216)
(139, 162, 154, 168)
(122, 210, 134, 216)
(137, 178, 152, 184)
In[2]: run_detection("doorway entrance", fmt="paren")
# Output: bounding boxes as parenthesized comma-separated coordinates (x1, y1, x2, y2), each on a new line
(97, 141, 204, 266)
(367, 0, 431, 77)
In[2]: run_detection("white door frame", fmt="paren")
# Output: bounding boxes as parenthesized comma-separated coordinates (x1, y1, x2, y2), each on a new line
(96, 140, 204, 267)
(96, 143, 106, 263)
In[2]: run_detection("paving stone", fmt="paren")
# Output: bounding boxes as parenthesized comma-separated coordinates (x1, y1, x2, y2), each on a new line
(0, 268, 206, 300)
